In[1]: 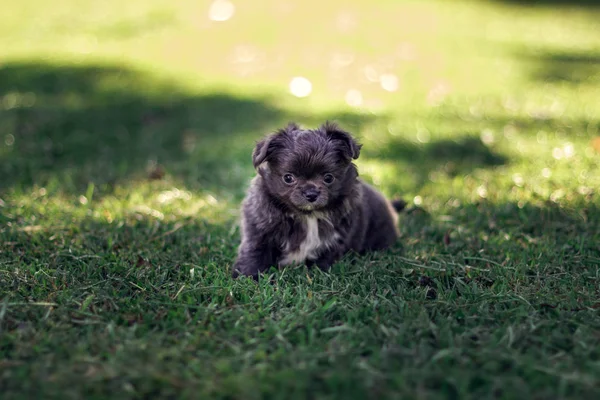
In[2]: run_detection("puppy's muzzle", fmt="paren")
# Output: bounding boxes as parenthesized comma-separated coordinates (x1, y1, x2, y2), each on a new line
(302, 187, 321, 203)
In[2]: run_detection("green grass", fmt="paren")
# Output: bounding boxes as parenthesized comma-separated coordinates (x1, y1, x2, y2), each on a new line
(1, 0, 600, 398)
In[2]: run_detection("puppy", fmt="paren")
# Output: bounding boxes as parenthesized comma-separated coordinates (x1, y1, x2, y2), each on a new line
(231, 122, 405, 279)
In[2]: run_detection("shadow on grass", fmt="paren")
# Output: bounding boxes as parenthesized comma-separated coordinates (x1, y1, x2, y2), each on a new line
(391, 198, 600, 306)
(515, 48, 600, 86)
(401, 199, 599, 255)
(0, 61, 379, 198)
(362, 135, 507, 191)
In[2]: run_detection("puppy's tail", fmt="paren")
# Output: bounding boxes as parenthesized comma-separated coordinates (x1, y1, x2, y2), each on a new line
(391, 198, 408, 213)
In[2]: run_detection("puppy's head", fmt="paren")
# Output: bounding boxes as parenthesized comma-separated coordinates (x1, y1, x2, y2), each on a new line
(252, 121, 361, 212)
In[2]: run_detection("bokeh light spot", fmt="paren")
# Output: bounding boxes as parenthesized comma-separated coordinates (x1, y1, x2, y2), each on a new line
(512, 173, 524, 187)
(364, 66, 379, 82)
(427, 82, 450, 105)
(477, 186, 488, 198)
(480, 129, 495, 145)
(550, 189, 564, 203)
(345, 89, 363, 107)
(536, 131, 548, 144)
(330, 52, 354, 69)
(563, 142, 575, 158)
(578, 186, 592, 195)
(542, 168, 552, 178)
(209, 0, 235, 22)
(3, 93, 18, 110)
(504, 124, 517, 139)
(5, 134, 15, 146)
(380, 74, 399, 92)
(416, 129, 430, 143)
(289, 77, 312, 98)
(552, 147, 563, 160)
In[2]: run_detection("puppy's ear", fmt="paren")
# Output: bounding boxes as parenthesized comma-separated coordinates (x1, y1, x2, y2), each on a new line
(322, 121, 361, 160)
(252, 122, 299, 168)
(252, 136, 273, 168)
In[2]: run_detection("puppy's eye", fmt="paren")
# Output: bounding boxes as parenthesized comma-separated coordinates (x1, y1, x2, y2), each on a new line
(323, 173, 335, 184)
(283, 173, 296, 184)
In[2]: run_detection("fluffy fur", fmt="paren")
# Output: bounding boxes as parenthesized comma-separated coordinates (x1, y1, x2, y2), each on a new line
(231, 122, 403, 279)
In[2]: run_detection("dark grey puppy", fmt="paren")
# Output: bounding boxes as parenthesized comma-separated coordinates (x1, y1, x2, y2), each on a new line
(231, 122, 405, 279)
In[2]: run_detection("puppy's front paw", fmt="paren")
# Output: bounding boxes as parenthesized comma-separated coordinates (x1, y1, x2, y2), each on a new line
(311, 251, 341, 272)
(231, 260, 260, 280)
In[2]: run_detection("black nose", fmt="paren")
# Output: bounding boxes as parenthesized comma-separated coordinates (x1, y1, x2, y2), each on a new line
(303, 189, 320, 202)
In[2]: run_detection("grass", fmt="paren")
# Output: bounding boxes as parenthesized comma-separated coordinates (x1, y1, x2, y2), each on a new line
(1, 0, 600, 398)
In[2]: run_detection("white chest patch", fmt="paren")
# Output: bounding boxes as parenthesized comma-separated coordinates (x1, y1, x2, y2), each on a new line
(280, 216, 338, 266)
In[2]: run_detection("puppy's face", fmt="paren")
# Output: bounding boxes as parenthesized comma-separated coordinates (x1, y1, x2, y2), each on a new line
(252, 122, 361, 212)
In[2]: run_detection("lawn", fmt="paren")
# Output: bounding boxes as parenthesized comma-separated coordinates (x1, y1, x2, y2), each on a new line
(1, 0, 600, 398)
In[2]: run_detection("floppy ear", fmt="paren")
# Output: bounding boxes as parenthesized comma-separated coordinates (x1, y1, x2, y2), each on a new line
(252, 135, 273, 168)
(252, 122, 300, 168)
(321, 121, 361, 160)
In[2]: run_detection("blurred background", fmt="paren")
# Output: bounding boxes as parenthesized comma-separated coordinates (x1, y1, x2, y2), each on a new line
(0, 0, 599, 231)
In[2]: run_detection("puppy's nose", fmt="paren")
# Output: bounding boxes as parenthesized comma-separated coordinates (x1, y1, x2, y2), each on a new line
(303, 188, 320, 203)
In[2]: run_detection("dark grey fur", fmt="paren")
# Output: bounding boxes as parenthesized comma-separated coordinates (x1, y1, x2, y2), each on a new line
(231, 122, 403, 279)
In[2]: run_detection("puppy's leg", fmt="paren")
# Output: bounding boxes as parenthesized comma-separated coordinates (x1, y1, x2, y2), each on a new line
(231, 245, 279, 280)
(311, 248, 343, 272)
